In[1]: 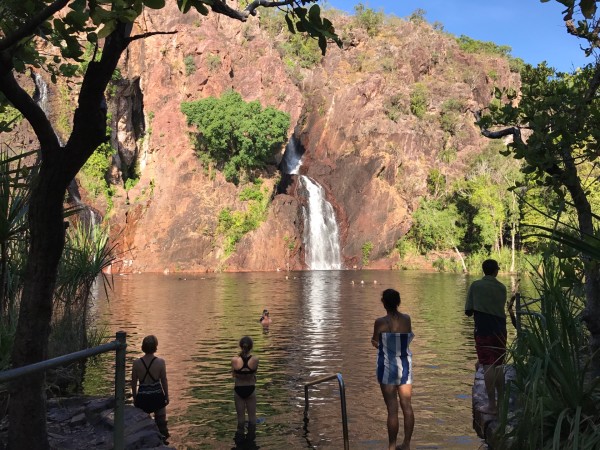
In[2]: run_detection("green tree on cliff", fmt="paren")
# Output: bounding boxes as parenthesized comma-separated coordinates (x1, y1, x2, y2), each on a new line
(476, 0, 600, 374)
(181, 90, 290, 184)
(0, 0, 340, 447)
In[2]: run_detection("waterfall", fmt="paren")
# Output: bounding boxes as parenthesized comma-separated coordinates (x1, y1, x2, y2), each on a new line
(281, 135, 303, 175)
(33, 73, 49, 114)
(300, 176, 342, 270)
(281, 136, 343, 270)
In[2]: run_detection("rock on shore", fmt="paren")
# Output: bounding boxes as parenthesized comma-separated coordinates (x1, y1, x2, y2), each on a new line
(0, 396, 173, 450)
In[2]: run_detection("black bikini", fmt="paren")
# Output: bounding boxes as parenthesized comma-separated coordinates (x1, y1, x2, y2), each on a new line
(234, 355, 256, 399)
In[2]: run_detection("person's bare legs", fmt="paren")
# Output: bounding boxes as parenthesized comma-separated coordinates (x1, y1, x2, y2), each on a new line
(234, 392, 246, 443)
(398, 384, 414, 450)
(481, 364, 499, 414)
(246, 392, 257, 440)
(380, 384, 399, 450)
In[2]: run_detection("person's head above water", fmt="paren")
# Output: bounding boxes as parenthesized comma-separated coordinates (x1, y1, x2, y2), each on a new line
(239, 336, 253, 355)
(141, 335, 158, 354)
(381, 289, 401, 313)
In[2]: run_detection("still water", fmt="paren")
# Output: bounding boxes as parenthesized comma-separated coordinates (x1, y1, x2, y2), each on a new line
(86, 270, 496, 449)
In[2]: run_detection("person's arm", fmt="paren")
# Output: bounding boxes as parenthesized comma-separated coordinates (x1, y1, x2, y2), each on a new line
(160, 359, 169, 405)
(465, 285, 474, 316)
(231, 357, 238, 378)
(371, 319, 382, 348)
(131, 362, 138, 399)
(407, 314, 412, 333)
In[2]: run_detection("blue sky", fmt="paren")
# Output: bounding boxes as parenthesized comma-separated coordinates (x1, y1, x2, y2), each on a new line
(325, 0, 591, 72)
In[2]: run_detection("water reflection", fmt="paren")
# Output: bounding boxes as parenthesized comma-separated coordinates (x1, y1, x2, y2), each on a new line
(88, 271, 493, 449)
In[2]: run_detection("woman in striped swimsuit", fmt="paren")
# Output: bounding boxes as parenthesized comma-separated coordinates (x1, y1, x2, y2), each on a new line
(371, 289, 414, 450)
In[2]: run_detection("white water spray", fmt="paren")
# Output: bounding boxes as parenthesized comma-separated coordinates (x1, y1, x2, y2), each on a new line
(300, 176, 342, 270)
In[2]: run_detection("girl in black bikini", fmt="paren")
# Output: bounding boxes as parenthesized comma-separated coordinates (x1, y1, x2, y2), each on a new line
(231, 336, 259, 444)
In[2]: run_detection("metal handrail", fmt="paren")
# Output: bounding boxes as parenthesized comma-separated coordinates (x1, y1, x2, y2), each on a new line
(0, 331, 127, 449)
(303, 373, 349, 450)
(513, 293, 547, 332)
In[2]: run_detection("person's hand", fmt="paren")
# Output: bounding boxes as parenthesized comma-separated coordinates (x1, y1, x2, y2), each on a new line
(165, 396, 170, 406)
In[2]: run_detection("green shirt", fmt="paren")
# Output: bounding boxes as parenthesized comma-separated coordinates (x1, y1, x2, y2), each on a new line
(465, 275, 507, 319)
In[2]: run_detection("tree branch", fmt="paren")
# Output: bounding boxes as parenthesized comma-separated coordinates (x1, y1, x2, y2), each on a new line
(0, 54, 59, 158)
(129, 30, 177, 43)
(65, 22, 133, 180)
(0, 0, 69, 53)
(209, 0, 299, 21)
(473, 109, 524, 146)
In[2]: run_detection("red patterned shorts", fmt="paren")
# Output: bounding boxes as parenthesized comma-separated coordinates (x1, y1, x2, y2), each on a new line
(475, 333, 507, 366)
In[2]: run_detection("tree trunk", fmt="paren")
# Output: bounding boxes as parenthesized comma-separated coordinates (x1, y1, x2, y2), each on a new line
(4, 22, 131, 448)
(561, 163, 600, 375)
(454, 246, 467, 273)
(8, 166, 67, 450)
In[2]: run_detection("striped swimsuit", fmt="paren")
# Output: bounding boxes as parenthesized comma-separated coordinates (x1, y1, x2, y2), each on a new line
(376, 332, 414, 385)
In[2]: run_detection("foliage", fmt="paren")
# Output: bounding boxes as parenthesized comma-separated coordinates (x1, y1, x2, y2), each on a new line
(408, 8, 427, 24)
(410, 198, 464, 252)
(79, 133, 114, 201)
(456, 35, 512, 57)
(508, 57, 526, 73)
(383, 93, 406, 122)
(426, 168, 446, 197)
(353, 3, 384, 37)
(495, 256, 600, 449)
(217, 179, 269, 255)
(205, 54, 221, 72)
(361, 241, 373, 266)
(409, 83, 428, 118)
(0, 104, 22, 133)
(181, 90, 290, 184)
(184, 55, 196, 76)
(280, 32, 323, 69)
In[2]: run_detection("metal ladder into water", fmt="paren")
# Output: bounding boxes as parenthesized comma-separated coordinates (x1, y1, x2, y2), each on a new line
(303, 373, 350, 450)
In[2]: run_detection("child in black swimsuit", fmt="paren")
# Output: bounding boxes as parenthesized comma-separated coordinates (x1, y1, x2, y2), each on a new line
(231, 336, 259, 445)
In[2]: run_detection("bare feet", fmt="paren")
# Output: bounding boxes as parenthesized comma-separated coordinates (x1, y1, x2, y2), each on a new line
(478, 404, 497, 415)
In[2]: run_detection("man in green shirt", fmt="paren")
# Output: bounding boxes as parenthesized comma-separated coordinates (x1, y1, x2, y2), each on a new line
(465, 259, 507, 415)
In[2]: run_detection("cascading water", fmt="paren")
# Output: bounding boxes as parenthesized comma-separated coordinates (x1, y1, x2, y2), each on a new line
(299, 176, 342, 270)
(281, 136, 343, 270)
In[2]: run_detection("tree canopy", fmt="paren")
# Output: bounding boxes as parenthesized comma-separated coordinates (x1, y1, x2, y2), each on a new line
(181, 90, 290, 184)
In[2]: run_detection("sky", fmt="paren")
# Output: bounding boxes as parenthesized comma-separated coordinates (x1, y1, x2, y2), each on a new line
(325, 0, 591, 73)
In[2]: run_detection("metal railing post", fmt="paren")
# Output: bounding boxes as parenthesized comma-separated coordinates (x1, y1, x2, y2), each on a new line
(515, 293, 521, 332)
(114, 331, 127, 450)
(303, 373, 349, 450)
(336, 373, 349, 450)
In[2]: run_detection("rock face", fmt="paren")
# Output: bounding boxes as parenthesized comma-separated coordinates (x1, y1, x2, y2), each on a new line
(30, 5, 520, 272)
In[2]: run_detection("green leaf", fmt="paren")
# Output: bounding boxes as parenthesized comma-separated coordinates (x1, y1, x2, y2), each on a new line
(318, 35, 326, 55)
(580, 0, 596, 18)
(178, 0, 192, 13)
(284, 14, 296, 34)
(143, 0, 166, 9)
(308, 4, 322, 26)
(97, 20, 117, 39)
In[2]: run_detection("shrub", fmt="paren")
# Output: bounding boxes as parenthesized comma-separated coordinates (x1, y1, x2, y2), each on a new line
(410, 83, 428, 118)
(184, 55, 196, 76)
(217, 179, 269, 255)
(384, 93, 407, 122)
(181, 90, 290, 184)
(361, 241, 373, 266)
(456, 35, 512, 57)
(206, 54, 221, 72)
(353, 3, 384, 37)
